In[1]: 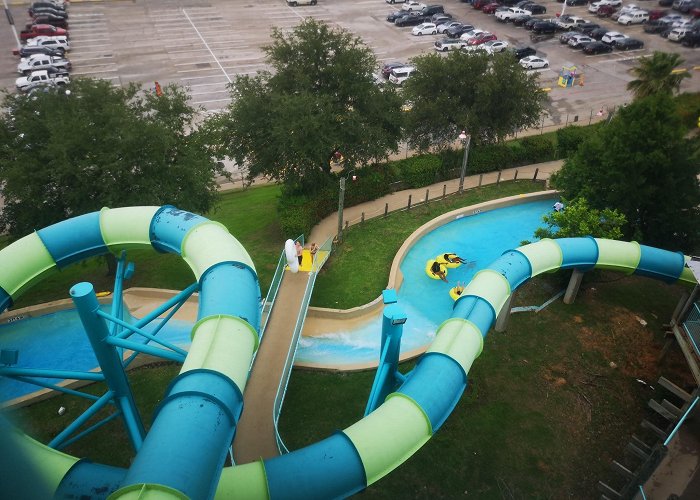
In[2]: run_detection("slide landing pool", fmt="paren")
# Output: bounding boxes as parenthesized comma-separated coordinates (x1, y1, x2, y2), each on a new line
(0, 205, 696, 499)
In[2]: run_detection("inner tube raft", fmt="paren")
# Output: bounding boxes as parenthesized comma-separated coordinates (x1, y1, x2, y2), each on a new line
(436, 253, 462, 269)
(449, 286, 464, 301)
(425, 259, 447, 280)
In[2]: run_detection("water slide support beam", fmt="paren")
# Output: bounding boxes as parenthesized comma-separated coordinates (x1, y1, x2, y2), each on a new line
(71, 282, 145, 451)
(563, 269, 585, 304)
(494, 293, 514, 332)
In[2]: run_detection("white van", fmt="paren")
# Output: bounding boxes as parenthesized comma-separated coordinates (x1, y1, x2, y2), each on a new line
(286, 0, 317, 5)
(389, 66, 416, 85)
(26, 35, 70, 51)
(617, 10, 649, 25)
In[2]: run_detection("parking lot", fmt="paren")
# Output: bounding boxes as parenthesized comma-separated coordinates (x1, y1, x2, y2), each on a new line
(2, 0, 700, 124)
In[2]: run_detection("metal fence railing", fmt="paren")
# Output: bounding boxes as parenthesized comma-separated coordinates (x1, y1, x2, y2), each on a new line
(272, 235, 333, 454)
(682, 302, 700, 358)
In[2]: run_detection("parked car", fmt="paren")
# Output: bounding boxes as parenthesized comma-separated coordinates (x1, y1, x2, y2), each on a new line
(614, 37, 645, 49)
(25, 35, 70, 51)
(434, 37, 465, 51)
(668, 26, 692, 39)
(513, 15, 535, 26)
(644, 20, 670, 32)
(582, 41, 614, 54)
(12, 45, 64, 58)
(387, 10, 406, 22)
(446, 23, 475, 37)
(556, 16, 588, 30)
(589, 27, 610, 39)
(30, 14, 68, 28)
(419, 4, 445, 16)
(580, 22, 602, 35)
(596, 5, 618, 17)
(412, 22, 438, 35)
(431, 14, 453, 25)
(17, 54, 71, 74)
(402, 1, 427, 11)
(381, 62, 406, 78)
(568, 34, 596, 48)
(437, 20, 462, 33)
(658, 13, 685, 24)
(673, 0, 695, 13)
(560, 30, 582, 43)
(659, 0, 674, 5)
(681, 29, 700, 45)
(519, 55, 549, 68)
(522, 3, 546, 14)
(671, 17, 693, 27)
(482, 3, 502, 14)
(532, 21, 558, 33)
(612, 4, 642, 20)
(385, 0, 405, 3)
(466, 32, 497, 44)
(16, 69, 69, 91)
(472, 0, 491, 9)
(510, 45, 537, 59)
(388, 66, 416, 85)
(286, 0, 318, 5)
(29, 6, 67, 19)
(482, 40, 510, 53)
(495, 7, 532, 21)
(648, 9, 670, 20)
(395, 13, 428, 26)
(565, 0, 588, 6)
(524, 16, 546, 29)
(601, 31, 629, 43)
(460, 28, 487, 40)
(617, 10, 649, 24)
(19, 24, 67, 40)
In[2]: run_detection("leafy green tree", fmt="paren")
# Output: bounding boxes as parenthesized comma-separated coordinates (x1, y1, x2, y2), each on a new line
(0, 79, 226, 239)
(551, 93, 700, 251)
(533, 198, 626, 241)
(627, 51, 691, 100)
(211, 19, 404, 192)
(402, 51, 545, 150)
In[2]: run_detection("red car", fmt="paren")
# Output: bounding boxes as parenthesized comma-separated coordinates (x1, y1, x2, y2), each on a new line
(482, 2, 502, 14)
(648, 9, 669, 21)
(19, 24, 68, 40)
(596, 5, 618, 17)
(473, 0, 490, 9)
(467, 32, 497, 45)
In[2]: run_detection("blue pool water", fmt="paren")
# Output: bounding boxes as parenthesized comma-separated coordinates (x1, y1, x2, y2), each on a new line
(0, 307, 193, 402)
(295, 199, 554, 366)
(0, 199, 553, 401)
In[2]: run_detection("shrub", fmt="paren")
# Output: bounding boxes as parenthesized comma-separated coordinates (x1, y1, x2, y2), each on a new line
(278, 197, 316, 238)
(520, 135, 557, 164)
(674, 92, 700, 131)
(469, 143, 514, 172)
(556, 125, 598, 157)
(394, 154, 442, 188)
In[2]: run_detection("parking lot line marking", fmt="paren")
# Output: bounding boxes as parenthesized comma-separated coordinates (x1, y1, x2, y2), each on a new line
(190, 89, 230, 96)
(189, 82, 231, 88)
(71, 56, 115, 62)
(72, 69, 119, 76)
(193, 98, 231, 104)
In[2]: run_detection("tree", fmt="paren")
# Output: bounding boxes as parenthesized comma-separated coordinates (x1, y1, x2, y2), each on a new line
(532, 198, 626, 241)
(211, 19, 404, 192)
(0, 79, 226, 239)
(401, 51, 545, 150)
(627, 51, 691, 100)
(550, 93, 700, 251)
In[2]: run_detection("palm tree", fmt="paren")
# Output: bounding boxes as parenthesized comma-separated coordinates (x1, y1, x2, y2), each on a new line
(627, 51, 691, 100)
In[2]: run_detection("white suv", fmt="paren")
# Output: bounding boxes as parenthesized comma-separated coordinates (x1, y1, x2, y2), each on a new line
(495, 7, 531, 22)
(389, 66, 416, 85)
(617, 10, 649, 25)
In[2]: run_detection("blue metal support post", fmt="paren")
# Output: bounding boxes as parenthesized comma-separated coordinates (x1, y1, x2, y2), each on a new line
(364, 289, 408, 415)
(71, 281, 145, 450)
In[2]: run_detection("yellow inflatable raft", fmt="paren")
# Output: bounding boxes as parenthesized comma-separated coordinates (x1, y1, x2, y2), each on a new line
(425, 259, 448, 280)
(436, 253, 462, 269)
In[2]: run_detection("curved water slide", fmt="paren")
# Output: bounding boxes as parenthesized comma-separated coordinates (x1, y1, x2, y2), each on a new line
(0, 204, 696, 499)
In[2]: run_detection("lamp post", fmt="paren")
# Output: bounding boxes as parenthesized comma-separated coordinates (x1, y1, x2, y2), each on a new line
(458, 130, 471, 194)
(336, 169, 356, 244)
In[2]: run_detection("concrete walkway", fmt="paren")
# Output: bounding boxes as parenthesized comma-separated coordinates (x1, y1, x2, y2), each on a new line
(307, 160, 564, 246)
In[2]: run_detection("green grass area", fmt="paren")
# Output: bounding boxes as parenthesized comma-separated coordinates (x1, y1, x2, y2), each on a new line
(312, 180, 547, 309)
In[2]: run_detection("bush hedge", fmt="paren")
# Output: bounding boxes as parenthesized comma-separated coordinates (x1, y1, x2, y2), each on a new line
(556, 124, 600, 157)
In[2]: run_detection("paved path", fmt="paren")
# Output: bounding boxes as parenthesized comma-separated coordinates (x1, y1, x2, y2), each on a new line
(308, 160, 564, 246)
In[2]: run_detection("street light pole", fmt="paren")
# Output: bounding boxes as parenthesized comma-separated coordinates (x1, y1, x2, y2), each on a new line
(337, 176, 346, 243)
(458, 130, 471, 194)
(336, 169, 356, 244)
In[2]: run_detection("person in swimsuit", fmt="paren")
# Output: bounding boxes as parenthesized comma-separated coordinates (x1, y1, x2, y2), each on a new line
(430, 261, 448, 282)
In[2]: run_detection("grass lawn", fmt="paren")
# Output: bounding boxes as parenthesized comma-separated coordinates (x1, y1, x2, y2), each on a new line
(3, 179, 695, 498)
